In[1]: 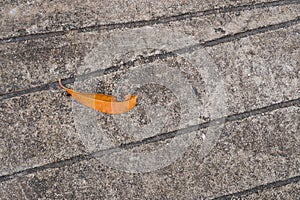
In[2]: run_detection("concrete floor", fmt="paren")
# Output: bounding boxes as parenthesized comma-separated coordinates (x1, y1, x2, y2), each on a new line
(0, 0, 299, 199)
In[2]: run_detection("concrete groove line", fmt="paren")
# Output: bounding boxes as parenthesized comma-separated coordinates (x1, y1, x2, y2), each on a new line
(212, 175, 300, 199)
(120, 97, 300, 149)
(1, 16, 299, 101)
(0, 0, 299, 44)
(0, 97, 299, 183)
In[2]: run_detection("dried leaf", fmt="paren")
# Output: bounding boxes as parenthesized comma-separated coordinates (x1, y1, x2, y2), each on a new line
(59, 79, 138, 114)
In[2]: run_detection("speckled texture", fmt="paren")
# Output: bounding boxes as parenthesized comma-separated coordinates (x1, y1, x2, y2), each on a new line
(1, 3, 299, 94)
(238, 182, 300, 199)
(0, 0, 299, 199)
(0, 54, 211, 175)
(0, 107, 299, 199)
(0, 0, 278, 38)
(1, 28, 298, 175)
(0, 35, 91, 94)
(0, 90, 85, 175)
(206, 24, 300, 114)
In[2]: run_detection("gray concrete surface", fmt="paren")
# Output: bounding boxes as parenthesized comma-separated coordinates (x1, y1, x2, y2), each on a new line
(0, 0, 280, 39)
(0, 0, 299, 199)
(0, 108, 299, 199)
(1, 3, 299, 94)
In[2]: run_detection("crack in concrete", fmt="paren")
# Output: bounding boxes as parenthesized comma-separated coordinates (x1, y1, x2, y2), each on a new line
(0, 0, 299, 44)
(1, 16, 299, 100)
(0, 97, 299, 183)
(212, 175, 300, 199)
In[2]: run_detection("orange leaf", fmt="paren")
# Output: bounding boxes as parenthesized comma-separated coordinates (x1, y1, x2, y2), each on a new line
(59, 79, 138, 114)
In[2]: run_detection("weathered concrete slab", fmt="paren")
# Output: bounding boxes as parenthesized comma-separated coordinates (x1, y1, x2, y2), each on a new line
(0, 0, 283, 39)
(165, 3, 300, 41)
(0, 90, 85, 175)
(0, 35, 87, 94)
(0, 107, 298, 199)
(1, 24, 299, 177)
(0, 0, 299, 199)
(1, 3, 299, 95)
(0, 53, 215, 175)
(240, 181, 300, 199)
(206, 23, 300, 113)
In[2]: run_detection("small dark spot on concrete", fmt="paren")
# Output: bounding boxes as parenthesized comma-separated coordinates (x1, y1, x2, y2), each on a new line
(192, 87, 199, 96)
(17, 29, 27, 35)
(235, 12, 241, 16)
(248, 50, 255, 55)
(214, 27, 226, 34)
